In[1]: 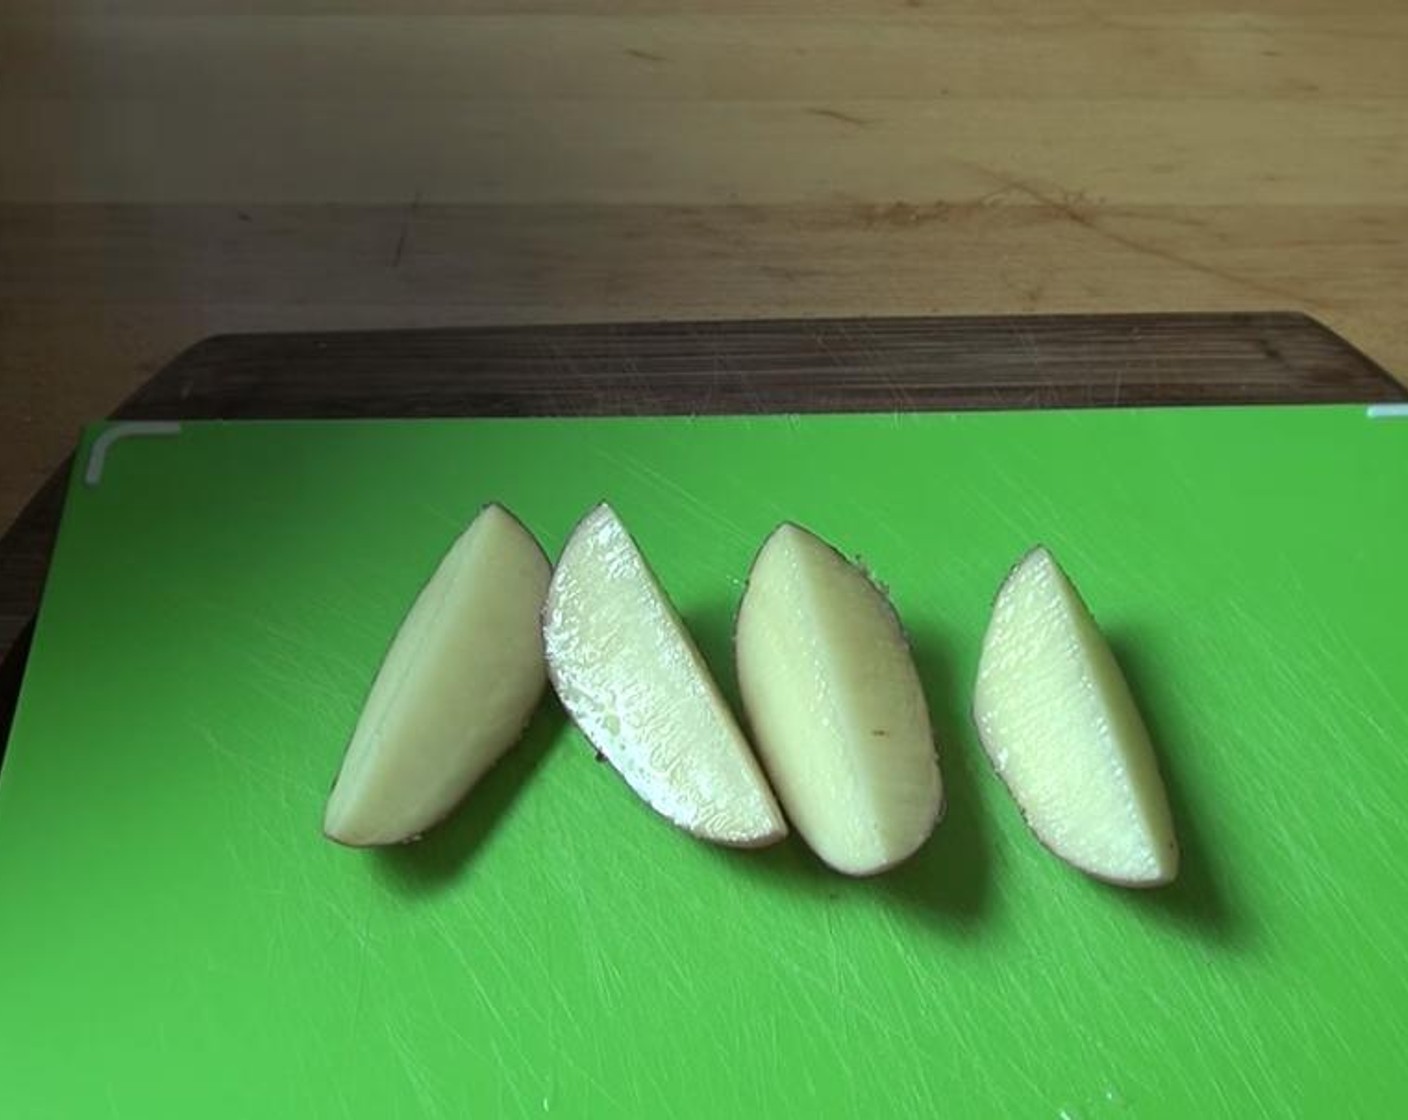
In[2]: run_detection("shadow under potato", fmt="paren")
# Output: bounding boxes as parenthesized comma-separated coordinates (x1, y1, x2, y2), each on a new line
(878, 624, 992, 931)
(681, 593, 747, 714)
(364, 594, 1213, 940)
(1108, 630, 1243, 945)
(372, 697, 566, 896)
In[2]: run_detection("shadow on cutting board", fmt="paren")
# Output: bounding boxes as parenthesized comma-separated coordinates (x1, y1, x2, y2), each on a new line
(1109, 631, 1243, 945)
(372, 698, 565, 896)
(877, 625, 993, 931)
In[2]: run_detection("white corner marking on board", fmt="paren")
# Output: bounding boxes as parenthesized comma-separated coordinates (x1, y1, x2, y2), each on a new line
(84, 422, 184, 487)
(1367, 404, 1408, 420)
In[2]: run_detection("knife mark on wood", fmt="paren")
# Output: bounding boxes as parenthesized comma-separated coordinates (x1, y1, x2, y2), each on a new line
(391, 193, 421, 269)
(960, 161, 1324, 307)
(807, 106, 873, 128)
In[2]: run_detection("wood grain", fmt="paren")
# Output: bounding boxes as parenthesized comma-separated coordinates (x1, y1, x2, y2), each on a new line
(2, 1, 1407, 534)
(7, 14, 1408, 104)
(109, 313, 1408, 418)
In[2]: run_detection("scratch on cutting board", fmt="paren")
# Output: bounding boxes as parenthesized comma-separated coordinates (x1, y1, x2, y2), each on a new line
(408, 495, 473, 532)
(198, 725, 315, 803)
(537, 966, 634, 1109)
(421, 980, 481, 1066)
(386, 1018, 451, 1117)
(824, 907, 855, 1059)
(440, 926, 575, 1113)
(591, 445, 753, 545)
(841, 320, 917, 412)
(557, 1038, 633, 1112)
(1013, 324, 1042, 371)
(732, 918, 912, 1050)
(173, 588, 370, 680)
(1277, 560, 1408, 732)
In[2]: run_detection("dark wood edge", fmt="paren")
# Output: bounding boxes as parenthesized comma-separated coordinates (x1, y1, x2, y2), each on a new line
(0, 465, 71, 749)
(125, 311, 1405, 421)
(0, 621, 34, 752)
(2, 311, 1403, 754)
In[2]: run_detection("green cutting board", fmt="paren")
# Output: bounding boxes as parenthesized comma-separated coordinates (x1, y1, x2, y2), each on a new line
(3, 406, 1406, 1118)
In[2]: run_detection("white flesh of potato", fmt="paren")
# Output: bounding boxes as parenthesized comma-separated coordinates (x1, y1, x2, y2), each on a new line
(543, 503, 786, 848)
(324, 504, 550, 846)
(736, 524, 943, 876)
(974, 547, 1178, 887)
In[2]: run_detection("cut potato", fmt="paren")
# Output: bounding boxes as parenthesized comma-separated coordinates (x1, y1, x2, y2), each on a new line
(736, 524, 943, 876)
(324, 504, 551, 847)
(973, 547, 1178, 886)
(543, 503, 786, 848)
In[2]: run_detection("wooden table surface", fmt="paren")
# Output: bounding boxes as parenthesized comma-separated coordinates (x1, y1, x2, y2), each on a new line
(2, 1, 1406, 533)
